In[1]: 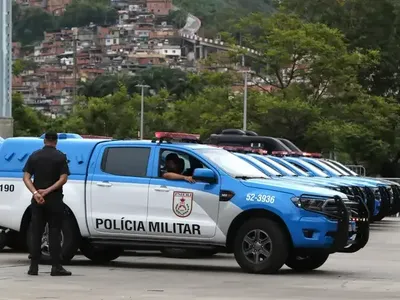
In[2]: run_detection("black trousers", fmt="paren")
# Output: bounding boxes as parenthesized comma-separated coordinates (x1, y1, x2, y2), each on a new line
(29, 197, 64, 267)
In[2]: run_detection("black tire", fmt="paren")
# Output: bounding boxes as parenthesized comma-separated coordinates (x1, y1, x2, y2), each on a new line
(233, 218, 289, 274)
(80, 242, 123, 264)
(161, 248, 218, 259)
(372, 214, 385, 222)
(26, 212, 81, 265)
(6, 231, 27, 251)
(0, 231, 7, 251)
(285, 252, 329, 272)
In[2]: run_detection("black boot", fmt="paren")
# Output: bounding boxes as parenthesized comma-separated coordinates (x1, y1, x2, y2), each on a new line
(50, 265, 71, 276)
(27, 262, 39, 275)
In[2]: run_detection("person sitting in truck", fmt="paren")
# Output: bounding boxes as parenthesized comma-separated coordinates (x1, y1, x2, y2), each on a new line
(162, 153, 195, 183)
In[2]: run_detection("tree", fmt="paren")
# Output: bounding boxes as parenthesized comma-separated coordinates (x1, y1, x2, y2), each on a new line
(231, 13, 378, 102)
(12, 59, 39, 77)
(167, 9, 188, 29)
(12, 6, 56, 45)
(278, 0, 400, 100)
(59, 0, 117, 28)
(12, 93, 47, 136)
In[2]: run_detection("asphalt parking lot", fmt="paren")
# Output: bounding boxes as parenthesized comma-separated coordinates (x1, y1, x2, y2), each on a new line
(1, 219, 400, 300)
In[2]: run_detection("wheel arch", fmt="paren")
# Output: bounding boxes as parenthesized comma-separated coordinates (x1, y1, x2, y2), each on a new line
(20, 203, 81, 236)
(225, 208, 293, 252)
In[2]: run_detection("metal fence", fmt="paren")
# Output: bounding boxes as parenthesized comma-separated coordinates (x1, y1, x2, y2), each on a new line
(345, 165, 366, 176)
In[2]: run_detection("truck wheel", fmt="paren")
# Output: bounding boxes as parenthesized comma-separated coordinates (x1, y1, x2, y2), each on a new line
(0, 231, 7, 251)
(285, 252, 329, 271)
(26, 213, 80, 265)
(80, 242, 123, 264)
(6, 231, 27, 251)
(372, 214, 385, 222)
(233, 218, 289, 274)
(160, 248, 218, 258)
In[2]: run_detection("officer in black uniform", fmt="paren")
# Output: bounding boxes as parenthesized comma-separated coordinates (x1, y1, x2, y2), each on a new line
(22, 132, 72, 276)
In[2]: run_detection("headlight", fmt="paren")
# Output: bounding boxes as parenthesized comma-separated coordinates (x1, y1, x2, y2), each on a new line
(291, 196, 327, 211)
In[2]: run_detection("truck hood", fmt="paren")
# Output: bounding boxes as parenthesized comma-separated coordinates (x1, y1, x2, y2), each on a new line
(310, 177, 376, 188)
(341, 176, 385, 187)
(350, 176, 400, 187)
(240, 179, 346, 199)
(273, 176, 338, 188)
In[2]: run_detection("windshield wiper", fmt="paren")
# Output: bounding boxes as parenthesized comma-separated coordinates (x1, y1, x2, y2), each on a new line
(235, 176, 268, 180)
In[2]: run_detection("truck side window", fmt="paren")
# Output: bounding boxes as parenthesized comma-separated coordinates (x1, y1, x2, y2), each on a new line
(159, 150, 205, 177)
(101, 147, 150, 177)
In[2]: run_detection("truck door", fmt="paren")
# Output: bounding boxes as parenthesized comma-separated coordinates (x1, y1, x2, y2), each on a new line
(88, 144, 153, 238)
(147, 148, 220, 239)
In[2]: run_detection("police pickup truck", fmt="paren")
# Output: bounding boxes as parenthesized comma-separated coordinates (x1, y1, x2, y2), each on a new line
(0, 132, 369, 274)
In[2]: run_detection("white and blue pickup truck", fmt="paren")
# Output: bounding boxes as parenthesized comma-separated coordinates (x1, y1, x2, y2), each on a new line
(0, 132, 369, 274)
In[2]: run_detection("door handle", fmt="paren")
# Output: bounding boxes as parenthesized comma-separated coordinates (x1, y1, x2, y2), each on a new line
(96, 182, 112, 187)
(154, 186, 170, 192)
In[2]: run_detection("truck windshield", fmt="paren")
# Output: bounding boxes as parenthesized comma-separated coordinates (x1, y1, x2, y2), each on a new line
(238, 155, 281, 176)
(327, 160, 359, 176)
(261, 157, 297, 176)
(320, 160, 349, 176)
(308, 159, 343, 176)
(289, 159, 329, 177)
(198, 148, 268, 179)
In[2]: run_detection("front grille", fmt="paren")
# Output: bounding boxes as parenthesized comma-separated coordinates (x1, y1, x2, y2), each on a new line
(351, 186, 366, 202)
(379, 186, 391, 204)
(364, 187, 375, 203)
(322, 198, 359, 220)
(340, 186, 353, 195)
(390, 184, 400, 213)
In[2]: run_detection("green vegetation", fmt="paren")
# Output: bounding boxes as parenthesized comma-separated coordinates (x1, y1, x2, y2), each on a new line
(11, 1, 400, 176)
(12, 0, 117, 46)
(173, 0, 275, 36)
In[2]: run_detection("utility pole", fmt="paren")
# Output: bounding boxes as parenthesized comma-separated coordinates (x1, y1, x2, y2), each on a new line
(243, 71, 248, 131)
(135, 84, 150, 140)
(0, 0, 13, 138)
(238, 69, 252, 132)
(73, 38, 77, 101)
(238, 31, 248, 131)
(72, 28, 78, 102)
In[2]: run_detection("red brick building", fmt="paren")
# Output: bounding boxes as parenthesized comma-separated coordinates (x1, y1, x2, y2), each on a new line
(146, 0, 172, 16)
(15, 0, 72, 15)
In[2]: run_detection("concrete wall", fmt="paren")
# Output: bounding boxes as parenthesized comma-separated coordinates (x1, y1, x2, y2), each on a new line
(0, 118, 13, 138)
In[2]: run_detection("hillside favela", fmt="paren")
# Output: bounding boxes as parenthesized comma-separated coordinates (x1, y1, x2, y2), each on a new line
(4, 0, 400, 299)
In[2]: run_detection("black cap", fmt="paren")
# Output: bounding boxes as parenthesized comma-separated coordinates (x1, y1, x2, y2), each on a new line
(44, 131, 58, 141)
(166, 153, 179, 161)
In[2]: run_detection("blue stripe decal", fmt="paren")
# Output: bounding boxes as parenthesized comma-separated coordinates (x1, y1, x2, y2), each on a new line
(0, 172, 220, 195)
(0, 172, 85, 181)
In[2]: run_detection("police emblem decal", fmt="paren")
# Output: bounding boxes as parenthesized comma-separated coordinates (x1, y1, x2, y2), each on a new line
(173, 191, 193, 218)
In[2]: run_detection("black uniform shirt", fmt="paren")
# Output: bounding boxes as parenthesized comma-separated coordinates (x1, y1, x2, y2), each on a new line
(23, 145, 70, 198)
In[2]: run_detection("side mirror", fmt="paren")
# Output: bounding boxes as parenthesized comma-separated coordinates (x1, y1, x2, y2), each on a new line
(192, 168, 217, 184)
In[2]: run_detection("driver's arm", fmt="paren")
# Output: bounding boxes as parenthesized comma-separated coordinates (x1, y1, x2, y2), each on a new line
(162, 172, 187, 180)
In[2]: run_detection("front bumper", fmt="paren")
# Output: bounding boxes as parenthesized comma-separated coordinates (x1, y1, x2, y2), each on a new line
(292, 195, 369, 253)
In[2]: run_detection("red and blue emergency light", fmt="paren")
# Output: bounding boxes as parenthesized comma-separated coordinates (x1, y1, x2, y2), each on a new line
(154, 132, 201, 142)
(271, 151, 322, 158)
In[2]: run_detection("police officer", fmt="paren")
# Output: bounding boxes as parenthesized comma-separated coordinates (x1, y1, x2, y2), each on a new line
(162, 153, 195, 183)
(22, 132, 72, 276)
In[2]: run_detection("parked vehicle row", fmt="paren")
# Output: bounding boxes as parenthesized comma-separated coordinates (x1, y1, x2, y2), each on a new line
(206, 128, 400, 223)
(0, 131, 369, 274)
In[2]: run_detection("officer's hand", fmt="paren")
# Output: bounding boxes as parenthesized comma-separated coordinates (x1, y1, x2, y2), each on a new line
(38, 188, 50, 197)
(184, 176, 196, 183)
(33, 193, 45, 205)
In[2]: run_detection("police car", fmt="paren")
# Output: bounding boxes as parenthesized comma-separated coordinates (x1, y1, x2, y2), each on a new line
(0, 132, 369, 274)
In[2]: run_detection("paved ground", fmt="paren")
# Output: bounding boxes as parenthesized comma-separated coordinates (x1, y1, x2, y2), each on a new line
(1, 219, 400, 300)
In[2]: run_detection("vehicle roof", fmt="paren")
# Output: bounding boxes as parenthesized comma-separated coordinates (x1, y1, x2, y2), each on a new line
(0, 137, 217, 174)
